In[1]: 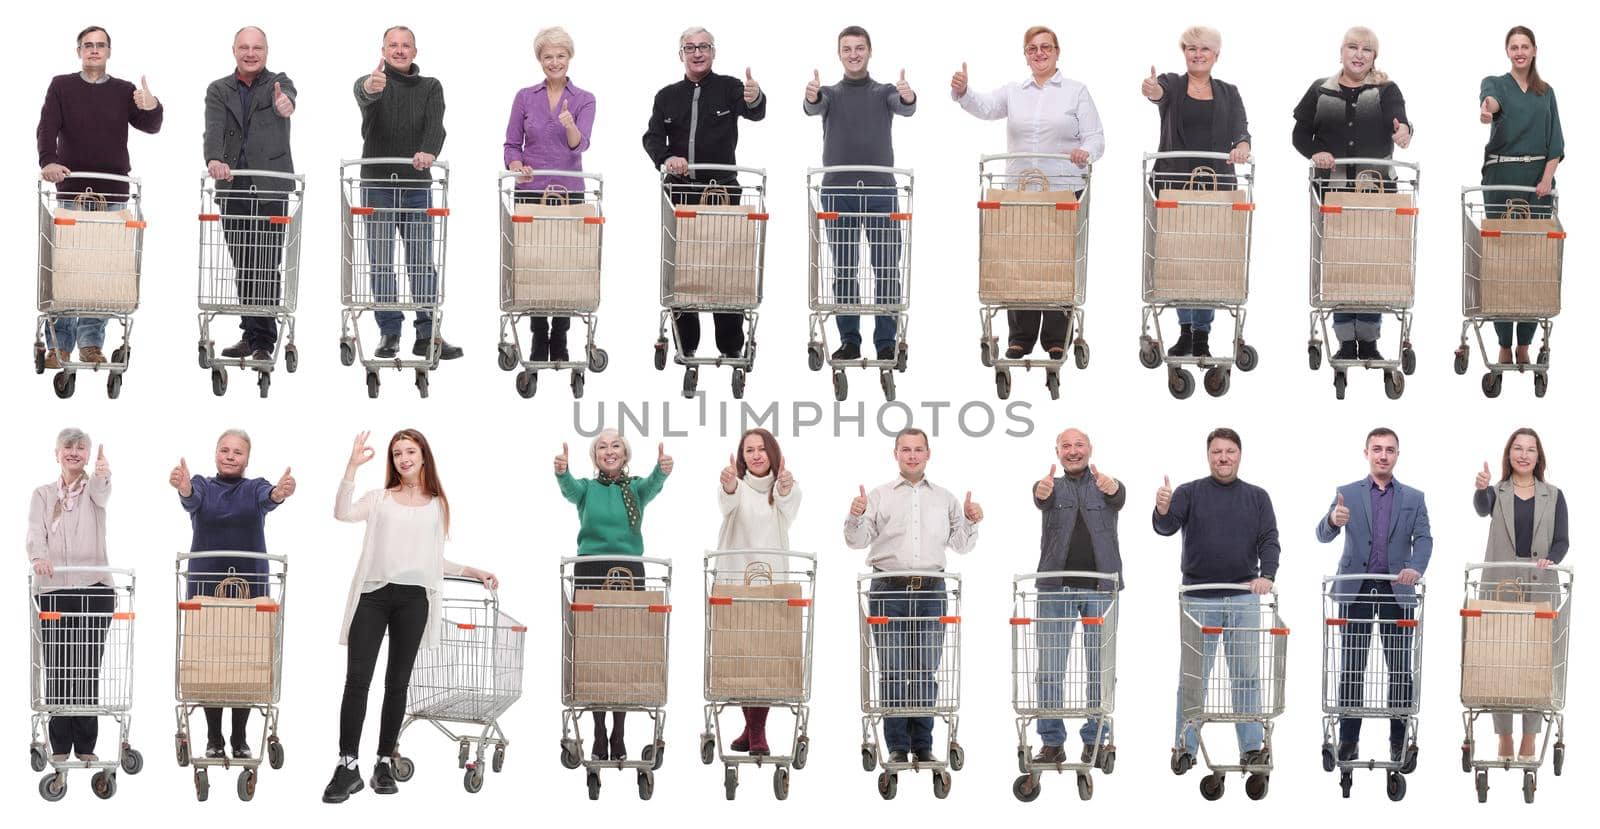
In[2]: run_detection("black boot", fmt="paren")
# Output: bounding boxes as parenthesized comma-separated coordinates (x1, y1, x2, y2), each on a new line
(549, 330, 570, 363)
(609, 712, 627, 761)
(1191, 330, 1211, 358)
(1357, 340, 1383, 360)
(374, 334, 400, 359)
(591, 712, 609, 761)
(1167, 324, 1193, 357)
(1334, 340, 1358, 360)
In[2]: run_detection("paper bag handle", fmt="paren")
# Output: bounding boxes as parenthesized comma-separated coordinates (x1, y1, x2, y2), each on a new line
(214, 575, 251, 599)
(699, 185, 732, 206)
(744, 561, 773, 585)
(540, 185, 572, 206)
(1353, 170, 1384, 193)
(1184, 166, 1219, 190)
(1016, 168, 1051, 192)
(1492, 579, 1525, 602)
(601, 566, 635, 590)
(1504, 198, 1532, 220)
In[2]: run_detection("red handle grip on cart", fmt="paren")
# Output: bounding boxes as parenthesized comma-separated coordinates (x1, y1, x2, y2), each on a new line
(709, 596, 734, 606)
(1010, 617, 1032, 625)
(350, 207, 375, 216)
(787, 598, 811, 607)
(199, 213, 222, 222)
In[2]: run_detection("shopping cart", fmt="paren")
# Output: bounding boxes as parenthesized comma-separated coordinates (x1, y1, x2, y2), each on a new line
(1010, 571, 1118, 802)
(976, 154, 1093, 401)
(386, 575, 525, 794)
(560, 556, 672, 800)
(806, 166, 914, 402)
(495, 170, 610, 400)
(28, 566, 143, 801)
(1458, 561, 1572, 804)
(338, 157, 451, 398)
(1319, 573, 1424, 800)
(858, 570, 963, 799)
(172, 552, 286, 802)
(1170, 583, 1288, 800)
(655, 165, 768, 400)
(195, 171, 305, 398)
(1454, 186, 1564, 398)
(1138, 152, 1259, 399)
(699, 550, 815, 800)
(1306, 160, 1421, 400)
(33, 174, 145, 399)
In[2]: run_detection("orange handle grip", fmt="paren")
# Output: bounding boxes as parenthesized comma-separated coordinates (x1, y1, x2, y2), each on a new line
(709, 596, 734, 606)
(582, 216, 605, 225)
(1009, 617, 1032, 626)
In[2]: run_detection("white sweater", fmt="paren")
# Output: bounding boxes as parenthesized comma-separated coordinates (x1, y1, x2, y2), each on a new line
(334, 480, 465, 648)
(714, 473, 802, 579)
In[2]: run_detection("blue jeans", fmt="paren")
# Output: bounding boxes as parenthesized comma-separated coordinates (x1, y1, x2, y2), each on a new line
(1332, 312, 1382, 341)
(1036, 589, 1112, 747)
(1174, 594, 1265, 755)
(1176, 308, 1213, 332)
(365, 185, 437, 338)
(823, 190, 900, 351)
(869, 578, 945, 753)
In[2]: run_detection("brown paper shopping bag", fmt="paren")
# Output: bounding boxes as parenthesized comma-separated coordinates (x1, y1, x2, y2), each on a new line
(1318, 171, 1416, 305)
(177, 576, 278, 703)
(506, 186, 601, 312)
(708, 562, 806, 699)
(568, 567, 667, 705)
(978, 169, 1080, 304)
(1152, 167, 1249, 303)
(45, 193, 141, 312)
(670, 185, 762, 307)
(1478, 200, 1562, 316)
(1460, 581, 1554, 707)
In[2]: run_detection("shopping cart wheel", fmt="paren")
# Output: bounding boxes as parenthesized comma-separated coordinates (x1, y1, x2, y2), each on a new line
(1400, 744, 1417, 775)
(1401, 346, 1416, 376)
(415, 370, 430, 399)
(933, 769, 951, 799)
(571, 369, 586, 399)
(237, 768, 257, 801)
(268, 739, 284, 770)
(832, 370, 848, 402)
(492, 745, 504, 773)
(1453, 347, 1470, 375)
(637, 769, 655, 801)
(1236, 343, 1259, 372)
(589, 347, 609, 373)
(979, 338, 995, 368)
(1012, 774, 1041, 802)
(1386, 770, 1406, 801)
(793, 736, 809, 770)
(1045, 370, 1061, 400)
(1522, 771, 1536, 804)
(560, 742, 582, 770)
(807, 342, 824, 372)
(211, 368, 228, 397)
(881, 370, 896, 401)
(1308, 343, 1322, 371)
(724, 765, 738, 800)
(1167, 367, 1194, 400)
(1171, 750, 1193, 776)
(39, 772, 67, 802)
(586, 770, 601, 800)
(1074, 340, 1090, 370)
(949, 742, 966, 771)
(731, 368, 746, 399)
(1461, 743, 1474, 773)
(1533, 373, 1548, 398)
(194, 768, 210, 802)
(457, 740, 470, 768)
(198, 341, 213, 369)
(177, 735, 191, 767)
(1333, 370, 1347, 400)
(895, 343, 908, 373)
(91, 770, 116, 800)
(1537, 346, 1551, 366)
(339, 340, 355, 367)
(1199, 772, 1225, 800)
(877, 771, 898, 800)
(995, 370, 1011, 400)
(257, 371, 272, 398)
(1245, 773, 1269, 800)
(1339, 769, 1352, 798)
(463, 766, 484, 793)
(1475, 769, 1489, 802)
(33, 342, 46, 375)
(654, 338, 668, 371)
(284, 344, 298, 373)
(30, 744, 46, 773)
(112, 345, 129, 365)
(366, 371, 380, 398)
(650, 741, 666, 770)
(1099, 748, 1116, 774)
(773, 766, 790, 800)
(1553, 743, 1564, 776)
(1076, 771, 1093, 801)
(392, 756, 415, 782)
(497, 342, 518, 372)
(862, 746, 877, 772)
(682, 366, 698, 398)
(1321, 743, 1335, 772)
(121, 747, 142, 775)
(1384, 370, 1404, 400)
(1203, 367, 1230, 398)
(107, 373, 123, 399)
(1139, 337, 1162, 370)
(516, 370, 538, 399)
(53, 371, 76, 399)
(1480, 372, 1502, 398)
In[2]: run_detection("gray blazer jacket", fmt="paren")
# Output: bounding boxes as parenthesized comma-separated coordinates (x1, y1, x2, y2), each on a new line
(1315, 477, 1432, 606)
(203, 70, 296, 190)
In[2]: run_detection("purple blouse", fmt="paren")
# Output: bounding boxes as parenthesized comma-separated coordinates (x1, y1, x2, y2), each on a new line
(503, 80, 595, 193)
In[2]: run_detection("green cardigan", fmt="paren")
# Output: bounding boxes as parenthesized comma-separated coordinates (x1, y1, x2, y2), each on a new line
(558, 466, 669, 556)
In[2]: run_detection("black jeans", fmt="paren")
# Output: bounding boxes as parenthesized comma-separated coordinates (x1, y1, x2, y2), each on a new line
(219, 180, 288, 348)
(204, 707, 251, 751)
(1336, 580, 1414, 745)
(339, 584, 428, 757)
(39, 587, 115, 755)
(1007, 310, 1069, 353)
(574, 558, 645, 740)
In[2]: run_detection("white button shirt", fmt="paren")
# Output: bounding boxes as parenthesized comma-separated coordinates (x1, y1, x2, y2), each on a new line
(844, 477, 978, 571)
(955, 70, 1105, 189)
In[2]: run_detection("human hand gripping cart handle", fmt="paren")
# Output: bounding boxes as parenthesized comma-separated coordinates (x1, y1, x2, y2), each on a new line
(1319, 572, 1425, 801)
(699, 549, 816, 800)
(560, 556, 672, 800)
(495, 170, 610, 400)
(1459, 561, 1573, 803)
(195, 171, 305, 398)
(337, 157, 451, 398)
(655, 164, 768, 400)
(976, 154, 1094, 401)
(28, 566, 143, 801)
(173, 551, 287, 801)
(1010, 570, 1119, 802)
(1454, 186, 1564, 398)
(805, 166, 914, 402)
(1137, 152, 1258, 400)
(1170, 582, 1287, 801)
(858, 570, 963, 800)
(34, 173, 145, 400)
(1305, 159, 1421, 400)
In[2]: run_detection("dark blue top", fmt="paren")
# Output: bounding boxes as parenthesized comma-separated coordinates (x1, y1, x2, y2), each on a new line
(1153, 475, 1281, 597)
(180, 474, 278, 598)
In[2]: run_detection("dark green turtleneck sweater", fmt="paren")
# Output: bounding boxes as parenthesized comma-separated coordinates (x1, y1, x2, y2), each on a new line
(352, 62, 446, 183)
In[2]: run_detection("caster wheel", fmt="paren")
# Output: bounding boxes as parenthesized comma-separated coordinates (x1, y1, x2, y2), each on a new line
(120, 748, 142, 775)
(806, 342, 824, 372)
(1523, 771, 1536, 804)
(40, 773, 67, 802)
(516, 370, 537, 398)
(895, 342, 908, 372)
(1553, 743, 1564, 776)
(195, 768, 210, 802)
(588, 347, 609, 373)
(1387, 770, 1407, 801)
(1537, 347, 1551, 366)
(392, 756, 415, 782)
(1340, 769, 1353, 798)
(1462, 744, 1474, 773)
(587, 770, 601, 800)
(1481, 372, 1502, 398)
(1074, 340, 1090, 370)
(877, 771, 898, 800)
(880, 370, 896, 401)
(238, 768, 257, 801)
(995, 370, 1011, 400)
(54, 372, 77, 399)
(268, 740, 284, 770)
(861, 747, 876, 772)
(635, 769, 654, 801)
(1401, 347, 1416, 375)
(640, 742, 658, 768)
(415, 370, 430, 399)
(653, 338, 668, 371)
(1236, 343, 1259, 372)
(339, 340, 355, 367)
(177, 737, 191, 767)
(258, 371, 271, 398)
(1308, 343, 1322, 371)
(107, 373, 123, 399)
(724, 766, 738, 801)
(1334, 370, 1347, 400)
(1400, 744, 1418, 775)
(1203, 366, 1230, 397)
(463, 767, 484, 794)
(1199, 772, 1225, 800)
(832, 370, 848, 402)
(33, 344, 46, 375)
(651, 741, 666, 771)
(731, 368, 746, 399)
(1139, 338, 1162, 369)
(1045, 370, 1061, 400)
(93, 770, 117, 800)
(773, 766, 790, 800)
(197, 342, 212, 369)
(284, 345, 298, 373)
(497, 343, 518, 371)
(1534, 373, 1548, 398)
(1454, 347, 1470, 375)
(699, 736, 715, 765)
(1013, 774, 1041, 802)
(459, 740, 470, 768)
(1168, 367, 1195, 400)
(1475, 770, 1489, 803)
(794, 737, 809, 769)
(560, 743, 581, 770)
(30, 744, 46, 773)
(1385, 370, 1404, 400)
(1171, 750, 1193, 776)
(211, 368, 228, 396)
(949, 743, 965, 771)
(682, 366, 699, 399)
(932, 770, 951, 800)
(365, 371, 380, 398)
(979, 338, 995, 367)
(1099, 748, 1116, 774)
(1245, 773, 1268, 800)
(1077, 771, 1093, 801)
(570, 369, 588, 397)
(1321, 743, 1335, 772)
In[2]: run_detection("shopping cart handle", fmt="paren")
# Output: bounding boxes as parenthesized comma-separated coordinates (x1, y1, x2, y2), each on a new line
(340, 157, 451, 172)
(1462, 561, 1572, 574)
(1322, 573, 1423, 586)
(175, 551, 288, 565)
(1179, 582, 1274, 595)
(198, 169, 305, 183)
(703, 549, 818, 563)
(37, 566, 136, 577)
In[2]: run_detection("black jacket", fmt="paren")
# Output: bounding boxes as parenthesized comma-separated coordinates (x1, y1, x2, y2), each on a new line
(1292, 77, 1411, 161)
(1150, 73, 1250, 177)
(642, 72, 764, 177)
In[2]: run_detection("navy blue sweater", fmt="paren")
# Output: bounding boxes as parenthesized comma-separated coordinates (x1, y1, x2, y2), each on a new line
(180, 475, 278, 597)
(1153, 476, 1280, 596)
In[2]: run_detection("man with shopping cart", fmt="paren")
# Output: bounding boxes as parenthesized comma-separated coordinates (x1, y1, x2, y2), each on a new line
(643, 26, 766, 360)
(35, 25, 164, 369)
(845, 428, 982, 765)
(1315, 427, 1430, 767)
(203, 26, 296, 362)
(1154, 427, 1279, 772)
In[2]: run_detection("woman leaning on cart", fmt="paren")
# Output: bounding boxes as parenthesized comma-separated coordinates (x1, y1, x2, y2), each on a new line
(503, 26, 596, 364)
(322, 429, 498, 804)
(715, 428, 801, 755)
(951, 25, 1104, 360)
(1479, 26, 1564, 367)
(168, 429, 295, 762)
(555, 430, 674, 762)
(1142, 25, 1251, 359)
(27, 427, 114, 764)
(1291, 26, 1413, 361)
(1472, 427, 1568, 764)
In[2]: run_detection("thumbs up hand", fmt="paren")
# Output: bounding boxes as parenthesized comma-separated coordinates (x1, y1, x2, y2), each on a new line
(170, 458, 193, 497)
(554, 442, 570, 476)
(1330, 491, 1350, 528)
(1480, 97, 1496, 125)
(273, 81, 294, 117)
(364, 59, 388, 95)
(806, 68, 822, 104)
(964, 491, 983, 523)
(1475, 461, 1492, 491)
(951, 62, 968, 97)
(850, 484, 868, 517)
(743, 67, 761, 103)
(1034, 465, 1056, 501)
(721, 452, 739, 494)
(94, 446, 110, 480)
(896, 68, 914, 104)
(1091, 464, 1118, 496)
(557, 99, 576, 129)
(1142, 65, 1162, 100)
(272, 467, 297, 503)
(1155, 475, 1173, 515)
(657, 443, 674, 475)
(133, 75, 158, 111)
(776, 458, 795, 495)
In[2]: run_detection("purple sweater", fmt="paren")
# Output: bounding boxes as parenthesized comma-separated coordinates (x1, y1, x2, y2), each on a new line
(503, 80, 595, 194)
(37, 73, 164, 196)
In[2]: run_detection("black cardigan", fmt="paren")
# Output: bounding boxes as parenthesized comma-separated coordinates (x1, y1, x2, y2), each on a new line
(1150, 73, 1250, 176)
(1291, 78, 1411, 161)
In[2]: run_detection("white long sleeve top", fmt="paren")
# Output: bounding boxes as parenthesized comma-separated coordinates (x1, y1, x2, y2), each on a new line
(956, 70, 1105, 189)
(844, 476, 978, 572)
(334, 480, 465, 648)
(714, 473, 802, 578)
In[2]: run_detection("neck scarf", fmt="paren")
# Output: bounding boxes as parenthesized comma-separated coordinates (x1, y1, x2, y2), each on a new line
(52, 474, 88, 534)
(596, 470, 641, 530)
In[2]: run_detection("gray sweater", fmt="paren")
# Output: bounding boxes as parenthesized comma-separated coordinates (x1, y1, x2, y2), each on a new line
(802, 75, 914, 186)
(353, 62, 446, 183)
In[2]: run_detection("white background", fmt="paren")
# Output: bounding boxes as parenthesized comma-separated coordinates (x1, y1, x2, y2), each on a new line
(7, 0, 1591, 820)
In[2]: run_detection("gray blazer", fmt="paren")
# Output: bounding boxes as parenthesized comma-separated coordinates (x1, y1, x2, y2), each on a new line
(1315, 477, 1432, 606)
(1478, 479, 1565, 590)
(203, 69, 296, 190)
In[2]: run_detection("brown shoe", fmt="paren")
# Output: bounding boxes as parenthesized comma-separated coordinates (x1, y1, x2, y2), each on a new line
(79, 346, 107, 364)
(43, 349, 66, 369)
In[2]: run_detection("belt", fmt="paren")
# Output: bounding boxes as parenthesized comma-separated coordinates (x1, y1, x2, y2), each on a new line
(1485, 154, 1546, 165)
(873, 573, 943, 590)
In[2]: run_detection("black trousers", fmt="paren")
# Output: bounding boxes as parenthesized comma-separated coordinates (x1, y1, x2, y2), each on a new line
(1336, 580, 1414, 745)
(204, 707, 251, 751)
(574, 559, 646, 739)
(665, 176, 747, 356)
(219, 180, 288, 348)
(1006, 310, 1069, 352)
(39, 587, 115, 755)
(339, 584, 428, 758)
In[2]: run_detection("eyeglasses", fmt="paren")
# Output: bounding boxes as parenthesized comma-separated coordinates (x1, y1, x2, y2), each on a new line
(680, 43, 714, 54)
(1024, 44, 1057, 56)
(79, 41, 109, 50)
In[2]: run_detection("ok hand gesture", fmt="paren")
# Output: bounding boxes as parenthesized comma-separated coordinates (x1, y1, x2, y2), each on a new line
(347, 432, 375, 476)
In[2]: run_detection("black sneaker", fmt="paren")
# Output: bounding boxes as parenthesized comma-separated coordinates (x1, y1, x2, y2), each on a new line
(374, 334, 401, 359)
(370, 760, 398, 795)
(414, 338, 464, 361)
(1033, 745, 1067, 764)
(205, 744, 226, 760)
(322, 764, 363, 803)
(1337, 741, 1359, 762)
(887, 750, 908, 765)
(913, 748, 936, 764)
(876, 344, 895, 361)
(831, 343, 861, 361)
(1357, 340, 1384, 361)
(1334, 340, 1358, 360)
(232, 743, 252, 760)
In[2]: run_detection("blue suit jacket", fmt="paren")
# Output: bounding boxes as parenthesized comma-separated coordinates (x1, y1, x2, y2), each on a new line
(1315, 477, 1432, 606)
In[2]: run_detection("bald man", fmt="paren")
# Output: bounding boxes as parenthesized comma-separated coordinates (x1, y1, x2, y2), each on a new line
(1029, 428, 1124, 765)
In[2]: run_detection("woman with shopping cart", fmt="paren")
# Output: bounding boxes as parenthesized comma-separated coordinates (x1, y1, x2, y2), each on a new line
(1471, 428, 1568, 765)
(952, 26, 1103, 364)
(556, 431, 674, 763)
(1292, 26, 1414, 363)
(323, 430, 498, 804)
(168, 429, 294, 767)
